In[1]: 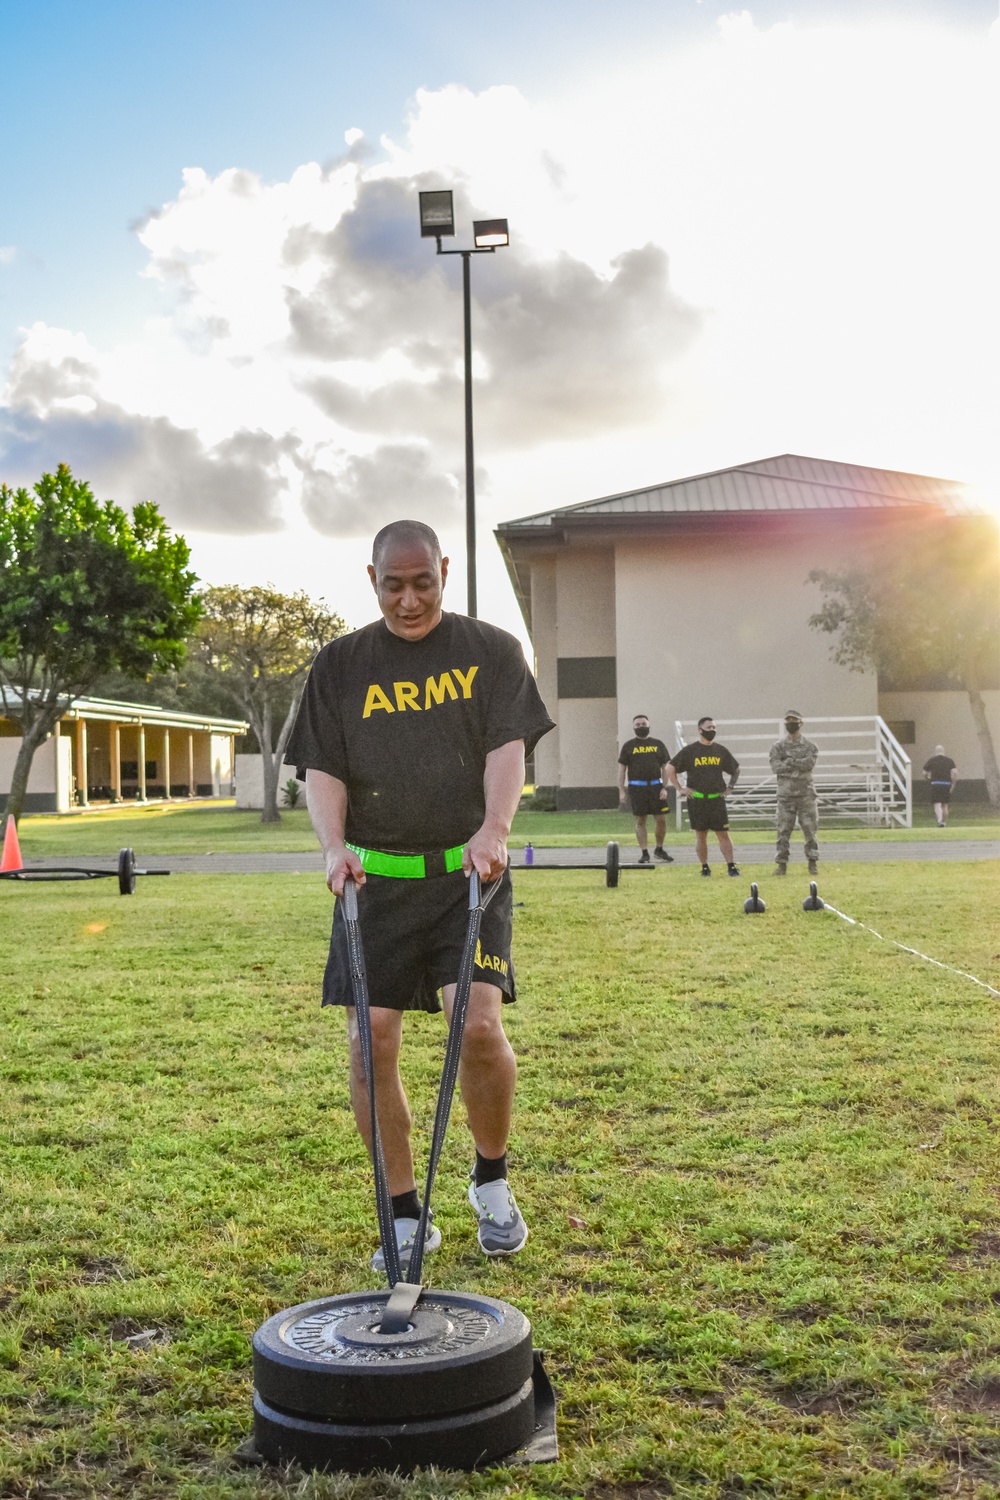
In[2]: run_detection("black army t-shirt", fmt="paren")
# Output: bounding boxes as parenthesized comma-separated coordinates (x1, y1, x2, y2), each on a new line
(618, 737, 670, 784)
(670, 741, 739, 795)
(923, 754, 956, 783)
(286, 612, 554, 853)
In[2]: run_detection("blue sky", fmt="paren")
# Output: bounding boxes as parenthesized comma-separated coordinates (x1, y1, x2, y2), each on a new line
(1, 0, 997, 633)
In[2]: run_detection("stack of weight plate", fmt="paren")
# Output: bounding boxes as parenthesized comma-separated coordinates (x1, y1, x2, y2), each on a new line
(252, 1288, 536, 1473)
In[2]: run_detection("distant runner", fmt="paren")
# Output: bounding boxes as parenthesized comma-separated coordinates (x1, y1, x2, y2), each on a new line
(617, 714, 674, 864)
(923, 744, 958, 827)
(287, 519, 554, 1269)
(667, 717, 741, 877)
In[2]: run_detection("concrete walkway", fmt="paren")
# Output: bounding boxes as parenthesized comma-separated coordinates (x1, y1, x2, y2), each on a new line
(17, 839, 999, 876)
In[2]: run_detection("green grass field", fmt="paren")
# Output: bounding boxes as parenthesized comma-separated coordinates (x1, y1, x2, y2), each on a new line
(3, 859, 1000, 1498)
(14, 799, 999, 859)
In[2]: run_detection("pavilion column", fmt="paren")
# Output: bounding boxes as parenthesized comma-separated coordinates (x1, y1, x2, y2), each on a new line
(163, 728, 171, 800)
(138, 724, 147, 802)
(111, 724, 122, 802)
(188, 733, 195, 797)
(76, 718, 89, 806)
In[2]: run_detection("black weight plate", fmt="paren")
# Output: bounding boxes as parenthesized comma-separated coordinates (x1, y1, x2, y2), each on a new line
(118, 847, 136, 896)
(606, 841, 619, 888)
(253, 1376, 535, 1474)
(253, 1290, 533, 1423)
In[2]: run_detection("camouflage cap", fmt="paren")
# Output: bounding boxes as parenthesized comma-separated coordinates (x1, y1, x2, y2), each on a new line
(784, 710, 804, 723)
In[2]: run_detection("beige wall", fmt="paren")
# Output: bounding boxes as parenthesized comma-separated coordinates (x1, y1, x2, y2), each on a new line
(530, 556, 559, 787)
(879, 689, 1000, 783)
(0, 735, 57, 793)
(614, 530, 877, 752)
(554, 547, 617, 788)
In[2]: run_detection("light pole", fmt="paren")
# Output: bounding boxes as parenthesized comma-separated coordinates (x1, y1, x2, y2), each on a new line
(419, 190, 509, 619)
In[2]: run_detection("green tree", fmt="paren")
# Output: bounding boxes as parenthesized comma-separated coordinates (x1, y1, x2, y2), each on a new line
(808, 516, 1000, 805)
(0, 465, 201, 822)
(191, 585, 345, 824)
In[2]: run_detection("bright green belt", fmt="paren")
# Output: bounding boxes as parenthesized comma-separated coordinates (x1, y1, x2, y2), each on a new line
(686, 789, 724, 799)
(346, 842, 465, 879)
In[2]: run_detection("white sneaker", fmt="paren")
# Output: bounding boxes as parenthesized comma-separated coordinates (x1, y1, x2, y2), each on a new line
(468, 1178, 529, 1257)
(369, 1216, 441, 1274)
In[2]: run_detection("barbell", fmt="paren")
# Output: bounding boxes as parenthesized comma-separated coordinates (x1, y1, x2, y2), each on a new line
(0, 847, 170, 896)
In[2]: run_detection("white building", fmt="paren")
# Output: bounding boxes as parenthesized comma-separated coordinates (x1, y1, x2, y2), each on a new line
(0, 695, 248, 814)
(495, 454, 999, 808)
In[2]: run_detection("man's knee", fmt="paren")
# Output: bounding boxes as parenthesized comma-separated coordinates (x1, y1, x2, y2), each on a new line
(460, 988, 508, 1060)
(348, 1007, 402, 1076)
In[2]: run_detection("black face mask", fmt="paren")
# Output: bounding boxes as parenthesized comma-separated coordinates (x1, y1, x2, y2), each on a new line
(701, 728, 716, 741)
(785, 721, 801, 734)
(634, 725, 649, 737)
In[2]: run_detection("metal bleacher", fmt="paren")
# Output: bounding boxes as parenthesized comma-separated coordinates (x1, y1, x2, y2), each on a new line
(673, 716, 913, 828)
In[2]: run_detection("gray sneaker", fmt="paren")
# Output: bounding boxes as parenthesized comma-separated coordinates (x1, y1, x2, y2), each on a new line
(468, 1178, 529, 1257)
(370, 1216, 441, 1274)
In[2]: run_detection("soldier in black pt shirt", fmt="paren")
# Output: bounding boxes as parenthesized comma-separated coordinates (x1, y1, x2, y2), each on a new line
(286, 520, 554, 1270)
(666, 716, 741, 876)
(923, 744, 958, 827)
(617, 715, 674, 863)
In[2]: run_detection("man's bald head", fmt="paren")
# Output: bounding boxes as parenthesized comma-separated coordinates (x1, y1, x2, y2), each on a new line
(372, 520, 442, 574)
(368, 519, 449, 640)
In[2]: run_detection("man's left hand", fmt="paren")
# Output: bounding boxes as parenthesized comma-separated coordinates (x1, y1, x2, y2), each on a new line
(463, 821, 508, 882)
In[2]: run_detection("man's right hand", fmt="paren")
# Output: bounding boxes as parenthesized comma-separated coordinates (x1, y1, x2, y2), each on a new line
(618, 790, 627, 807)
(325, 845, 366, 896)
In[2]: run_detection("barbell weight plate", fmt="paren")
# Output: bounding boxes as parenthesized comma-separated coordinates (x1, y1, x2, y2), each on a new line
(605, 841, 620, 888)
(118, 847, 136, 896)
(252, 1375, 534, 1475)
(253, 1290, 533, 1423)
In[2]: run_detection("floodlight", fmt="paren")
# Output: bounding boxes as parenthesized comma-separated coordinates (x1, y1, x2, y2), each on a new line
(418, 190, 455, 238)
(473, 218, 509, 248)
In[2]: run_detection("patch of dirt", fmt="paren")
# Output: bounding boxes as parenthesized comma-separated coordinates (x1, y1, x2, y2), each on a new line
(942, 1379, 1000, 1413)
(774, 1303, 831, 1325)
(77, 1255, 131, 1284)
(583, 1480, 675, 1500)
(109, 1317, 172, 1349)
(770, 1385, 864, 1416)
(950, 1230, 1000, 1265)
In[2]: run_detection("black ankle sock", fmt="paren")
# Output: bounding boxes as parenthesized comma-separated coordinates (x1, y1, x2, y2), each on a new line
(474, 1151, 507, 1187)
(391, 1189, 421, 1220)
(728, 862, 737, 871)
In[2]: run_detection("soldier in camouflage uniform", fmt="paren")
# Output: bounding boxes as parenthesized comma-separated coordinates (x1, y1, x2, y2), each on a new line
(769, 710, 819, 876)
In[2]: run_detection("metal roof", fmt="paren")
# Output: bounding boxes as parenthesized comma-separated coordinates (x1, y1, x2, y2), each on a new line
(497, 454, 990, 532)
(1, 691, 248, 735)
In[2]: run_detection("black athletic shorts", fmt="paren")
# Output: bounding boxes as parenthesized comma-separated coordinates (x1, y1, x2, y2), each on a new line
(628, 785, 666, 816)
(323, 866, 516, 1013)
(687, 796, 730, 832)
(930, 781, 952, 804)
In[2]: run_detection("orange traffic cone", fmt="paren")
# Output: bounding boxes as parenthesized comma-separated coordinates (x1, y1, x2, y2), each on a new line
(1, 813, 23, 873)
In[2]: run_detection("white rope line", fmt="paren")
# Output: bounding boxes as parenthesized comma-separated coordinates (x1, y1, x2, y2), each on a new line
(821, 902, 1000, 998)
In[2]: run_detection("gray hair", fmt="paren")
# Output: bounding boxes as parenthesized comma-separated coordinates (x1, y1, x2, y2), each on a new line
(371, 520, 443, 573)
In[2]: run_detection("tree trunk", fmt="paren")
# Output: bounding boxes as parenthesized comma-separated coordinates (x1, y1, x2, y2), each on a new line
(967, 682, 1000, 806)
(259, 698, 282, 825)
(259, 686, 305, 825)
(5, 721, 49, 824)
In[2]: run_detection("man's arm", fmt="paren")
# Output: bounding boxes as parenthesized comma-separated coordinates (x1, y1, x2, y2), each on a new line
(305, 768, 366, 895)
(951, 764, 959, 784)
(727, 754, 740, 793)
(664, 760, 686, 795)
(618, 759, 628, 806)
(464, 739, 525, 881)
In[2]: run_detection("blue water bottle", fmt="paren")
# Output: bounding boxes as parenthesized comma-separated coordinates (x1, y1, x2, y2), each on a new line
(524, 842, 534, 866)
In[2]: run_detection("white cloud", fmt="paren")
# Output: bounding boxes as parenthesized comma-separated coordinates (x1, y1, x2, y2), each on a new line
(1, 14, 997, 636)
